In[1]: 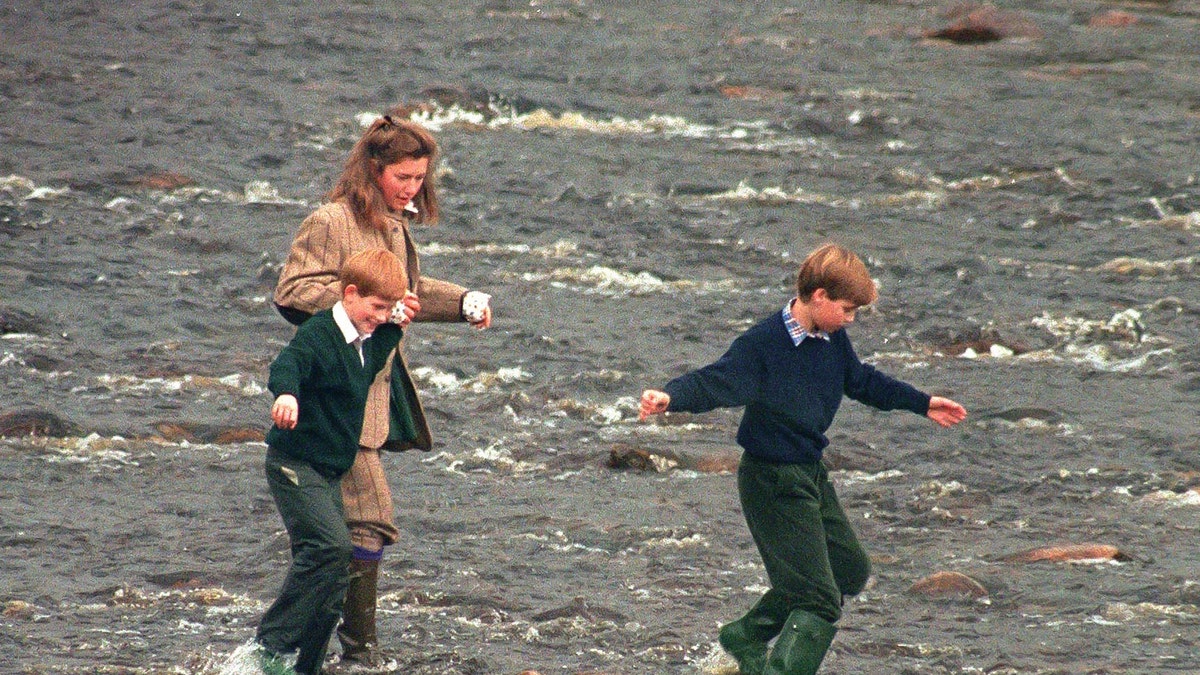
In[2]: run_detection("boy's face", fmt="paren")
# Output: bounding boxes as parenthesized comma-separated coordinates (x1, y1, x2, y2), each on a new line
(808, 288, 860, 332)
(342, 285, 395, 336)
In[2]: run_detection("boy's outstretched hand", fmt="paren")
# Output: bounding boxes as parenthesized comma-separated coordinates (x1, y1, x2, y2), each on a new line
(927, 396, 967, 428)
(639, 389, 671, 421)
(272, 394, 299, 430)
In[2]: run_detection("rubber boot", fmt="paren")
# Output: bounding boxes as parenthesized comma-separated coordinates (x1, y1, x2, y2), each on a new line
(335, 559, 380, 667)
(718, 618, 768, 675)
(762, 609, 837, 675)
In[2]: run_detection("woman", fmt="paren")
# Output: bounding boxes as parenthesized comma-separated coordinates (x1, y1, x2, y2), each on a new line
(272, 114, 491, 670)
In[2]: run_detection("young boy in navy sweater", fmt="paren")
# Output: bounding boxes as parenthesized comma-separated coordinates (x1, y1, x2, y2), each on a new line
(255, 248, 413, 675)
(639, 243, 967, 675)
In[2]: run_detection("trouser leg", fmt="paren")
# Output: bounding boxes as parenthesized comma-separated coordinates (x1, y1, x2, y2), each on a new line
(256, 450, 353, 675)
(737, 454, 869, 626)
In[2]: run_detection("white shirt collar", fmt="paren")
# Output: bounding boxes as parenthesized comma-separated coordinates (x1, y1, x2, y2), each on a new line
(332, 301, 369, 345)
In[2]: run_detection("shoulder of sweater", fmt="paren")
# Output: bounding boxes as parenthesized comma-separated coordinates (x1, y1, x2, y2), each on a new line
(310, 201, 351, 222)
(295, 309, 338, 339)
(737, 312, 789, 344)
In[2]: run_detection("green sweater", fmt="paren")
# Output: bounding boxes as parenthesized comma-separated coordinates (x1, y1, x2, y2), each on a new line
(266, 310, 404, 478)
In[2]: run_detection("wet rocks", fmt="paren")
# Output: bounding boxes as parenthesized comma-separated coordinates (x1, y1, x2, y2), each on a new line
(607, 443, 738, 474)
(916, 324, 1035, 357)
(1095, 255, 1198, 277)
(0, 408, 82, 437)
(0, 305, 40, 335)
(908, 571, 989, 599)
(151, 421, 265, 444)
(1087, 10, 1140, 28)
(531, 596, 627, 623)
(925, 4, 1044, 43)
(1001, 543, 1128, 563)
(128, 171, 194, 190)
(3, 600, 35, 619)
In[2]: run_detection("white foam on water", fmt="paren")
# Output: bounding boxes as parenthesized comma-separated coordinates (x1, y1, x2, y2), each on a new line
(1136, 489, 1200, 507)
(242, 180, 308, 206)
(640, 532, 710, 550)
(1098, 602, 1199, 624)
(518, 264, 746, 297)
(92, 372, 266, 396)
(359, 103, 843, 159)
(837, 469, 906, 485)
(692, 642, 740, 674)
(702, 180, 856, 208)
(428, 441, 547, 476)
(545, 395, 635, 426)
(151, 181, 310, 207)
(1095, 255, 1199, 276)
(410, 365, 530, 394)
(214, 640, 297, 675)
(1, 173, 70, 201)
(420, 239, 580, 258)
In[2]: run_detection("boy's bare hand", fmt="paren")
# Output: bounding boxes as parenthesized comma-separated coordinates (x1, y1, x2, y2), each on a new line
(639, 389, 671, 421)
(927, 396, 967, 428)
(272, 394, 299, 430)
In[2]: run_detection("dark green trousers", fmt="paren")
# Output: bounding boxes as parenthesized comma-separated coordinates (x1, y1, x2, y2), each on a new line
(735, 453, 870, 640)
(256, 448, 353, 675)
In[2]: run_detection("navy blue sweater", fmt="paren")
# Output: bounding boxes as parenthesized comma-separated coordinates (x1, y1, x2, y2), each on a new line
(662, 312, 931, 464)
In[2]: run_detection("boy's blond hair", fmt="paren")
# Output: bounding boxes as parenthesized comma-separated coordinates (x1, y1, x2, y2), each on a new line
(339, 248, 408, 302)
(796, 243, 878, 306)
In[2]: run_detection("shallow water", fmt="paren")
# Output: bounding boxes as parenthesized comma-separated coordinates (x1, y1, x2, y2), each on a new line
(2, 0, 1199, 673)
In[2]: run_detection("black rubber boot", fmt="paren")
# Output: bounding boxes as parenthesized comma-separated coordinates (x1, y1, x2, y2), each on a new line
(334, 559, 381, 667)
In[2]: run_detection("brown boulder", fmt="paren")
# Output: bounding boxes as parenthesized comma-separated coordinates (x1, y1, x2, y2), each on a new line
(608, 443, 738, 473)
(1088, 10, 1139, 28)
(1002, 543, 1127, 563)
(0, 409, 82, 437)
(909, 570, 989, 598)
(926, 4, 1044, 43)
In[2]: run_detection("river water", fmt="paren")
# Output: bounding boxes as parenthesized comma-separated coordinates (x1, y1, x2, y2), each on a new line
(2, 0, 1199, 673)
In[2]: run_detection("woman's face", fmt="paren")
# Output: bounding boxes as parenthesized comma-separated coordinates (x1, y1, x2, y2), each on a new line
(376, 156, 430, 212)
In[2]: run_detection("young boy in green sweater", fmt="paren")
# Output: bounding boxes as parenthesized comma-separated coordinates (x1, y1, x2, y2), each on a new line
(640, 243, 967, 675)
(255, 248, 412, 675)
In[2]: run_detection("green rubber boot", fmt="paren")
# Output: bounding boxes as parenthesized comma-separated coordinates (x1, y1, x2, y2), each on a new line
(718, 618, 768, 675)
(762, 609, 837, 675)
(254, 646, 298, 675)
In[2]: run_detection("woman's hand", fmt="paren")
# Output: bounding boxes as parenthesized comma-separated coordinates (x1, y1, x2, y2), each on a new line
(391, 291, 421, 327)
(462, 291, 492, 329)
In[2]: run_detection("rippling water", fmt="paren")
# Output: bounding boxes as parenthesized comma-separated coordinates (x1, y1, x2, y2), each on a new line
(2, 0, 1199, 673)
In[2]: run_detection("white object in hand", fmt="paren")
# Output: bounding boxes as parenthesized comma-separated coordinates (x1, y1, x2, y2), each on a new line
(390, 300, 411, 325)
(462, 291, 491, 323)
